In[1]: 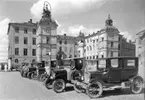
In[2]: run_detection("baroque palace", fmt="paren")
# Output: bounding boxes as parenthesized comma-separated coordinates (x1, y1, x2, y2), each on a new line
(7, 6, 135, 68)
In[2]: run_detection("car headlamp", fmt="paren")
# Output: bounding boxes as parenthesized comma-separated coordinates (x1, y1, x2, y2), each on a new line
(50, 73, 55, 79)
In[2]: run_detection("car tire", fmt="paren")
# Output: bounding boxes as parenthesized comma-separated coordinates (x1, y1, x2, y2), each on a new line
(86, 81, 103, 99)
(52, 79, 66, 93)
(31, 73, 37, 80)
(44, 78, 52, 89)
(130, 76, 144, 94)
(40, 74, 47, 82)
(27, 72, 32, 79)
(74, 83, 85, 93)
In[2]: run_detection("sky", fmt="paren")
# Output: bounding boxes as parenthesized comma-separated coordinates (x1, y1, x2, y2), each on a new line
(0, 0, 144, 62)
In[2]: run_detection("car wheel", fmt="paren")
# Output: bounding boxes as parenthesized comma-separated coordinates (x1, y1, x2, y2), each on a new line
(40, 74, 47, 82)
(74, 83, 85, 93)
(86, 81, 103, 99)
(44, 78, 52, 89)
(27, 72, 32, 79)
(52, 79, 66, 93)
(31, 73, 37, 80)
(130, 77, 143, 94)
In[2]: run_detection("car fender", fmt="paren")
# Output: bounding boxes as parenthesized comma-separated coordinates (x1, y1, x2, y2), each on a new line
(90, 78, 104, 85)
(129, 75, 144, 83)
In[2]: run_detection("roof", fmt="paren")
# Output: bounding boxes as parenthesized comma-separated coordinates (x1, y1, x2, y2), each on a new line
(7, 22, 38, 35)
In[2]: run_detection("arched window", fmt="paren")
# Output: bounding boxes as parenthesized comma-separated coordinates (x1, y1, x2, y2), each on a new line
(32, 59, 36, 63)
(15, 59, 19, 63)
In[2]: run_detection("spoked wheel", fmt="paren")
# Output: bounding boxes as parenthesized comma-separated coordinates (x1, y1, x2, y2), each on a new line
(130, 77, 144, 94)
(44, 78, 52, 89)
(40, 74, 47, 82)
(31, 73, 37, 80)
(52, 79, 66, 93)
(27, 72, 32, 79)
(74, 83, 85, 93)
(86, 81, 103, 99)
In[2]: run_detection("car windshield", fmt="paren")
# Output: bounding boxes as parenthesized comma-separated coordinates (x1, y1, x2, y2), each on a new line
(98, 59, 106, 69)
(86, 60, 97, 72)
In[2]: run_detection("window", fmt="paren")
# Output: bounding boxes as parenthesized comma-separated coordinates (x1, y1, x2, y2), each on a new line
(125, 60, 135, 69)
(15, 36, 19, 44)
(111, 42, 113, 47)
(46, 37, 50, 44)
(24, 28, 28, 34)
(59, 40, 62, 44)
(32, 49, 36, 56)
(111, 59, 118, 68)
(101, 55, 104, 58)
(111, 52, 113, 57)
(32, 59, 36, 63)
(64, 40, 67, 44)
(96, 55, 98, 58)
(15, 48, 19, 55)
(118, 44, 120, 50)
(15, 59, 19, 63)
(98, 60, 106, 68)
(96, 39, 98, 42)
(33, 29, 36, 34)
(32, 38, 36, 45)
(118, 36, 120, 41)
(23, 48, 28, 56)
(65, 47, 67, 52)
(102, 37, 104, 41)
(24, 37, 28, 44)
(15, 27, 19, 33)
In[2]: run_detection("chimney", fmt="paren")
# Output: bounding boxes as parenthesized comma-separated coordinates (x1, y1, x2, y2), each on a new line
(29, 19, 32, 23)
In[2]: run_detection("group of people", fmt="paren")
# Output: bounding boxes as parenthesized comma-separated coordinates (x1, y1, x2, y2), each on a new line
(0, 64, 9, 71)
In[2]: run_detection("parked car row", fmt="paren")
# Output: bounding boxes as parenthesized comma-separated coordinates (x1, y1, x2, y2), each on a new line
(19, 57, 144, 99)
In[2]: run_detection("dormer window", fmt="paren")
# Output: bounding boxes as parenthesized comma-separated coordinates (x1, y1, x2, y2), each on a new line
(24, 28, 28, 34)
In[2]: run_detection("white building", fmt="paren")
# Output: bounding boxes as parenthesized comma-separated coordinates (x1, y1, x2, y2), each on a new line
(7, 19, 37, 68)
(136, 30, 145, 78)
(85, 15, 120, 59)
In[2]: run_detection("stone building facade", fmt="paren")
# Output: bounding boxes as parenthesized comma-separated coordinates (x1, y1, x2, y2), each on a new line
(84, 15, 135, 59)
(85, 15, 121, 59)
(7, 19, 37, 67)
(136, 30, 145, 68)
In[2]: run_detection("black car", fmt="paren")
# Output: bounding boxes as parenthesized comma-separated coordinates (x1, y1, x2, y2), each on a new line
(44, 57, 84, 93)
(73, 57, 144, 99)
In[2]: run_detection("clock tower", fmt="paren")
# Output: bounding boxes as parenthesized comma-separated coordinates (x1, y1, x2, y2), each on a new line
(36, 2, 58, 63)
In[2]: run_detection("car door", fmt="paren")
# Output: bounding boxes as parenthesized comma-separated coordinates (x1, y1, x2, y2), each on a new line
(108, 58, 122, 82)
(121, 58, 138, 81)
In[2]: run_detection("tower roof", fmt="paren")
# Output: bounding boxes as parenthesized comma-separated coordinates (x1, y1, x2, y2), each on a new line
(105, 14, 113, 26)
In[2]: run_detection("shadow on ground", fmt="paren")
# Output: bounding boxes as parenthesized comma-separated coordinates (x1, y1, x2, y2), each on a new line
(102, 88, 145, 98)
(64, 85, 145, 98)
(65, 86, 74, 92)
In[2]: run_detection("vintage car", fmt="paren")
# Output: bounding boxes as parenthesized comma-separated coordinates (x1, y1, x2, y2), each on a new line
(72, 57, 144, 99)
(44, 57, 84, 93)
(31, 62, 45, 80)
(40, 60, 57, 82)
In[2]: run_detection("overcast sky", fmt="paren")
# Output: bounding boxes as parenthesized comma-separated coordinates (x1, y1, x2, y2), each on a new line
(0, 0, 144, 62)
